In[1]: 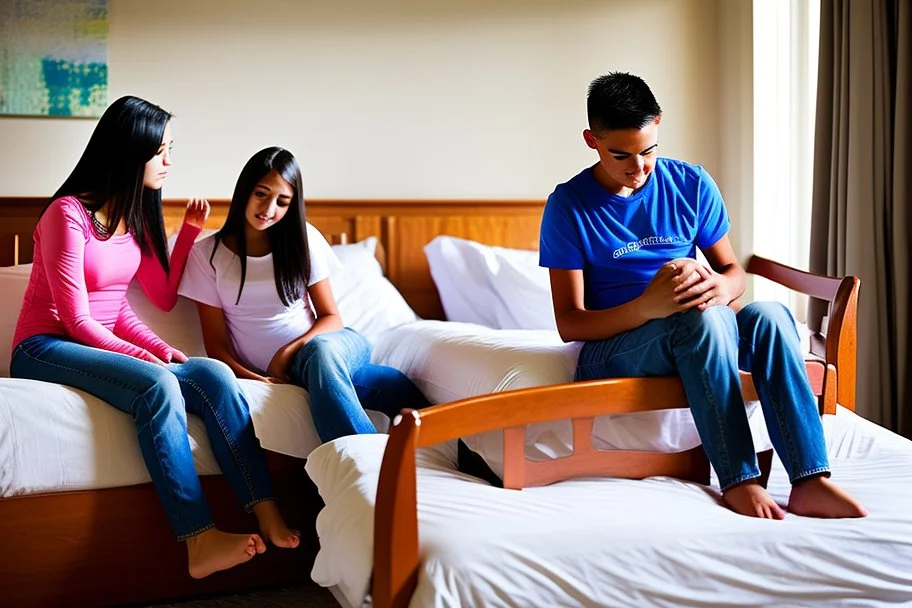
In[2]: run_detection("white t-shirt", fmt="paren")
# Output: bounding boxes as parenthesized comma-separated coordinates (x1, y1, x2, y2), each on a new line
(178, 223, 342, 374)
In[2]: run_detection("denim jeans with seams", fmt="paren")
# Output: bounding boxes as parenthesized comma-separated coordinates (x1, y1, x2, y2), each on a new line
(574, 302, 830, 490)
(287, 327, 430, 443)
(11, 334, 277, 540)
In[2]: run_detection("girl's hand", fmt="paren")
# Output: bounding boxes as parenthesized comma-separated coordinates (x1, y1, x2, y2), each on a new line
(183, 197, 210, 229)
(266, 347, 293, 382)
(138, 350, 167, 365)
(166, 348, 189, 363)
(263, 376, 288, 385)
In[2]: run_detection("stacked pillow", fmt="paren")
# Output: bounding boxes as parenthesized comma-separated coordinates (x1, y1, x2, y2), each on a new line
(424, 235, 556, 331)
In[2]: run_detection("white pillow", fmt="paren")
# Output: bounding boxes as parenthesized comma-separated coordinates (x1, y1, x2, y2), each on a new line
(0, 264, 34, 377)
(305, 434, 456, 608)
(487, 246, 556, 331)
(125, 285, 208, 358)
(330, 236, 419, 343)
(424, 236, 556, 330)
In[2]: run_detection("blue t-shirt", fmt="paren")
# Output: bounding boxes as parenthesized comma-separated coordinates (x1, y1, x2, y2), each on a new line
(539, 158, 730, 310)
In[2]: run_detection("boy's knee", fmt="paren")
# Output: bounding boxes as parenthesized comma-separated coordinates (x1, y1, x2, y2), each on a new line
(675, 306, 737, 343)
(738, 301, 794, 333)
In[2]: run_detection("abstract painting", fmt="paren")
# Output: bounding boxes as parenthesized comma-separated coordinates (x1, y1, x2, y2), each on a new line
(0, 0, 108, 117)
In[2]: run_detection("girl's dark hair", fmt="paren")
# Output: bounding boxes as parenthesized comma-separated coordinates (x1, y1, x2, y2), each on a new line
(44, 95, 173, 272)
(587, 72, 662, 133)
(213, 147, 311, 306)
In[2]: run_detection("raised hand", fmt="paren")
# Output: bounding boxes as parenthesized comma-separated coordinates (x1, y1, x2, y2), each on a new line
(183, 197, 210, 229)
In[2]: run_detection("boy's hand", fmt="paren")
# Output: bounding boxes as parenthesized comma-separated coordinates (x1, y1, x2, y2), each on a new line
(641, 262, 696, 318)
(673, 263, 735, 310)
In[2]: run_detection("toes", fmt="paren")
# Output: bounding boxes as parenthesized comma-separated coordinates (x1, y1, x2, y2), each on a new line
(251, 534, 267, 554)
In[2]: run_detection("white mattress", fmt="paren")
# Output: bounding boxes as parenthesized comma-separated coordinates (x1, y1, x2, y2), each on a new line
(306, 407, 912, 607)
(0, 377, 388, 498)
(373, 321, 778, 479)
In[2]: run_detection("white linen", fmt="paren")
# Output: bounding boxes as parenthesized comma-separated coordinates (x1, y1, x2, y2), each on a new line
(330, 236, 419, 343)
(372, 321, 773, 479)
(307, 407, 912, 608)
(424, 235, 557, 330)
(0, 377, 388, 497)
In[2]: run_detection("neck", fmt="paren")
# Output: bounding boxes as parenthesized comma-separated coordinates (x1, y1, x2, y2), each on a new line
(243, 226, 272, 257)
(592, 164, 632, 196)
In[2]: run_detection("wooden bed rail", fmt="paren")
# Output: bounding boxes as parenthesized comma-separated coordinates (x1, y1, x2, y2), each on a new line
(746, 255, 859, 411)
(374, 361, 837, 608)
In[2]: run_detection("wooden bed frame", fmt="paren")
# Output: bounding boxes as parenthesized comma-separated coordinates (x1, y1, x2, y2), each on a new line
(0, 196, 542, 607)
(371, 256, 860, 608)
(0, 197, 858, 606)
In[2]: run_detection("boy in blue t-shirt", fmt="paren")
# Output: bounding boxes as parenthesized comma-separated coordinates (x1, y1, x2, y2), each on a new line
(540, 72, 866, 520)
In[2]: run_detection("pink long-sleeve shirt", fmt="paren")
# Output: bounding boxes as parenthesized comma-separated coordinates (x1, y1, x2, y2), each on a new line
(12, 196, 201, 363)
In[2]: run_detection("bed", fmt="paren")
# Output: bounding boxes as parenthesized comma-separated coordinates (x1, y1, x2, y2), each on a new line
(0, 197, 544, 606)
(303, 245, 912, 606)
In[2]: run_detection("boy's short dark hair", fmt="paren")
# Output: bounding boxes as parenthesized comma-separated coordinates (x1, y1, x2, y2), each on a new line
(587, 72, 662, 133)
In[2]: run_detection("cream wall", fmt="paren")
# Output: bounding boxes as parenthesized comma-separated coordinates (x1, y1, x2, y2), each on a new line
(0, 0, 725, 191)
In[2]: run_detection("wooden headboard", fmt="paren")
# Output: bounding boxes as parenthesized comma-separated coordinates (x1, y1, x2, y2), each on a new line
(0, 197, 545, 320)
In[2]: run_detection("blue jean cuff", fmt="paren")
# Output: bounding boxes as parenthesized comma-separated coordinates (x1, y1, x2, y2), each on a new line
(244, 496, 277, 513)
(176, 521, 216, 542)
(790, 466, 831, 484)
(720, 471, 762, 492)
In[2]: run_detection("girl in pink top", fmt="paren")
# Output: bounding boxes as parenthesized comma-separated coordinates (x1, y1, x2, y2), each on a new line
(10, 96, 299, 579)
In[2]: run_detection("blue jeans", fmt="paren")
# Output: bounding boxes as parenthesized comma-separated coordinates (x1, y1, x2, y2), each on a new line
(287, 328, 429, 443)
(10, 334, 277, 540)
(575, 302, 830, 490)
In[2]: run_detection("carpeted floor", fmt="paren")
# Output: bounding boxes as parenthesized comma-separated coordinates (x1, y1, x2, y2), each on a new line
(141, 582, 338, 607)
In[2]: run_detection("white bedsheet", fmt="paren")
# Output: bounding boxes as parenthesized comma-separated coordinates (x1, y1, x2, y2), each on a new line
(373, 321, 775, 479)
(307, 407, 912, 607)
(0, 377, 388, 497)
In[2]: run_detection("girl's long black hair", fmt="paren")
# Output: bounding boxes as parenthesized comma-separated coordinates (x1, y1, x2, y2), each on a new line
(213, 147, 311, 306)
(43, 95, 173, 272)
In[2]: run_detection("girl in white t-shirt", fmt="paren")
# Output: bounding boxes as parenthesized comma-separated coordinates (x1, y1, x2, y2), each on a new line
(179, 147, 428, 442)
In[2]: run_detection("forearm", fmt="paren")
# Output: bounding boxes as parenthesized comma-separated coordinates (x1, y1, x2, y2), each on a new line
(282, 314, 344, 356)
(136, 221, 201, 311)
(555, 299, 653, 343)
(717, 263, 746, 304)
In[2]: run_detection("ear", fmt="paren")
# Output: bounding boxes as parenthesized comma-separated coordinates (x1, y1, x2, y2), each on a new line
(583, 129, 599, 150)
(653, 115, 662, 127)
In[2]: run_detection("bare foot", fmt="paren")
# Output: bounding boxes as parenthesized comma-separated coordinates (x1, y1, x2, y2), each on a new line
(788, 476, 868, 518)
(186, 529, 267, 579)
(722, 480, 786, 519)
(253, 500, 300, 549)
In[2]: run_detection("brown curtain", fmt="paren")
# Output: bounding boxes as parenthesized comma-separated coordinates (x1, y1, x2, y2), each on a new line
(811, 0, 911, 436)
